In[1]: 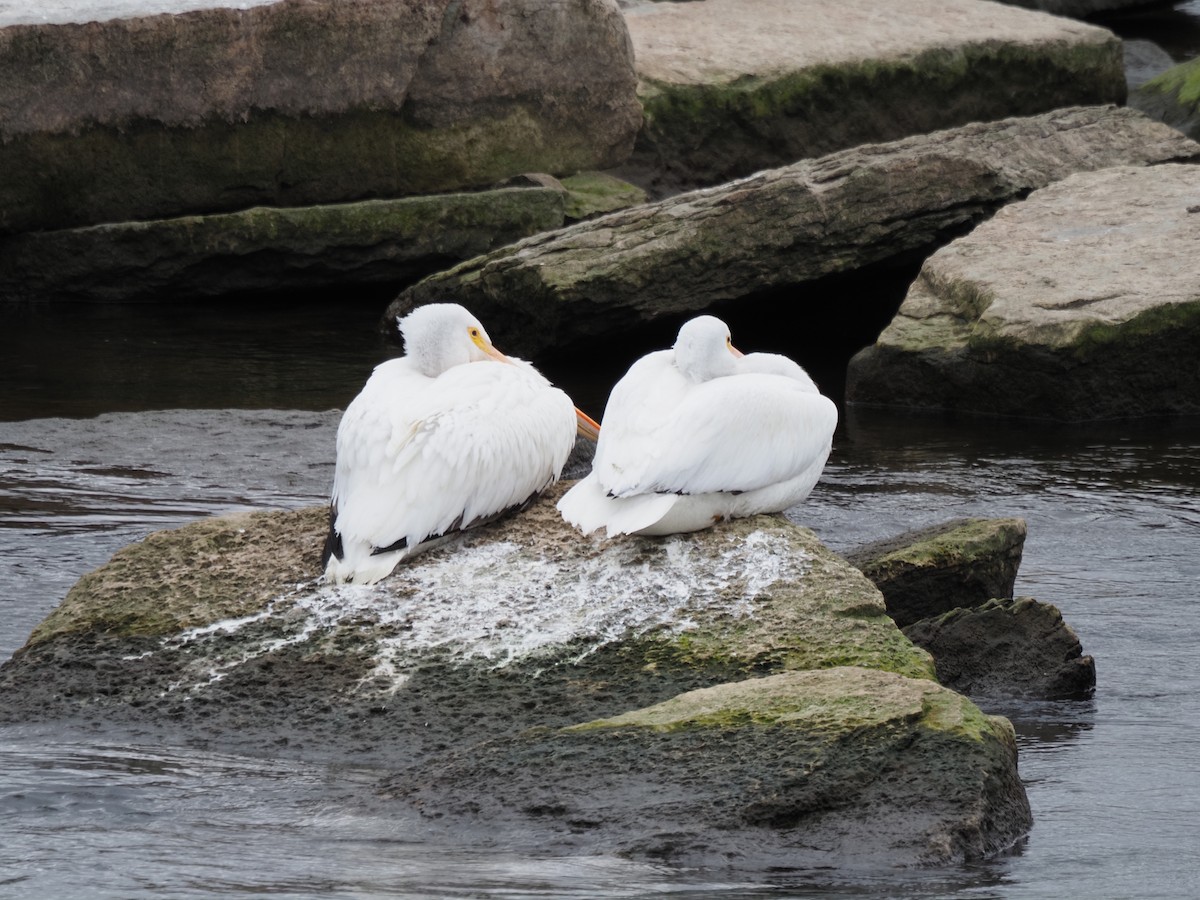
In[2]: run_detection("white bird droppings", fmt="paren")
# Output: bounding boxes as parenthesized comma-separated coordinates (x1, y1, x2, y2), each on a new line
(165, 530, 809, 695)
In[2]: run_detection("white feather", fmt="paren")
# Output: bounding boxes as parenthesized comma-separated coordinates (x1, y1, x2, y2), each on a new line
(325, 305, 577, 584)
(558, 315, 837, 537)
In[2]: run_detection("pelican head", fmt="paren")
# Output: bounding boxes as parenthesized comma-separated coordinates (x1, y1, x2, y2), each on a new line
(399, 303, 602, 441)
(673, 315, 743, 383)
(399, 304, 507, 377)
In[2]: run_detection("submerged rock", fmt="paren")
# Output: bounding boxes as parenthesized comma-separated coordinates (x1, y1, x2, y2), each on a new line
(904, 597, 1097, 700)
(0, 483, 1032, 869)
(620, 0, 1124, 194)
(386, 107, 1199, 358)
(846, 518, 1027, 629)
(846, 163, 1200, 420)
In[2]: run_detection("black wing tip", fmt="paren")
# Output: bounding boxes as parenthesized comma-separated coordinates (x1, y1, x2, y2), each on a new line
(321, 504, 343, 567)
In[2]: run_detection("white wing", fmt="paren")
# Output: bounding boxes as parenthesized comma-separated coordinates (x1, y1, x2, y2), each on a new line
(594, 369, 837, 499)
(331, 357, 576, 564)
(588, 351, 688, 496)
(738, 351, 820, 392)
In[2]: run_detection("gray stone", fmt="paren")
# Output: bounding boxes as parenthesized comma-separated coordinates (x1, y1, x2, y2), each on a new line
(386, 667, 1032, 868)
(846, 163, 1200, 421)
(0, 0, 641, 235)
(1122, 39, 1176, 90)
(386, 106, 1199, 358)
(0, 187, 566, 303)
(903, 597, 1097, 700)
(619, 0, 1124, 194)
(1129, 55, 1200, 143)
(846, 518, 1027, 629)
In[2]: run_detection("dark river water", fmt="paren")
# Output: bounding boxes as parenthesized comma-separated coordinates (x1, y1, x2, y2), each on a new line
(1, 295, 1198, 899)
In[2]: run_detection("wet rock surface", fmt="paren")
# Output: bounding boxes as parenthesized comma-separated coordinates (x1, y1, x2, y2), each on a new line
(621, 0, 1124, 194)
(388, 106, 1199, 358)
(903, 597, 1097, 700)
(846, 163, 1200, 420)
(385, 668, 1032, 868)
(0, 484, 1034, 868)
(846, 518, 1027, 629)
(0, 187, 568, 303)
(1130, 55, 1200, 143)
(848, 518, 1096, 702)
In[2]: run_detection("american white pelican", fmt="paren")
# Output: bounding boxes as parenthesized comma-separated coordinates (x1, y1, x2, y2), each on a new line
(323, 303, 600, 585)
(557, 315, 837, 537)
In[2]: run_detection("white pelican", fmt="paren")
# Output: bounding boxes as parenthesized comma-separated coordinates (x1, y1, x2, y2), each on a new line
(557, 315, 837, 537)
(323, 303, 600, 585)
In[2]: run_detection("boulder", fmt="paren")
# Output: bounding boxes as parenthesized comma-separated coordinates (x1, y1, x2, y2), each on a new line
(0, 187, 567, 302)
(1122, 39, 1176, 90)
(386, 106, 1200, 358)
(846, 163, 1200, 420)
(620, 0, 1124, 194)
(903, 597, 1097, 700)
(386, 667, 1032, 868)
(0, 0, 641, 235)
(845, 518, 1027, 629)
(1129, 55, 1200, 143)
(0, 483, 1032, 869)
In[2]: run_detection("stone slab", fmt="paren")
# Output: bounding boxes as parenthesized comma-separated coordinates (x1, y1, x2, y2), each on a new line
(0, 0, 641, 234)
(0, 186, 566, 302)
(846, 163, 1200, 420)
(386, 107, 1200, 359)
(621, 0, 1125, 193)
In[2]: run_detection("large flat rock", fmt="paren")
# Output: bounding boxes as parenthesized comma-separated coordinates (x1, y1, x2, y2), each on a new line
(846, 163, 1200, 420)
(0, 483, 1031, 870)
(621, 0, 1125, 193)
(0, 0, 641, 235)
(386, 107, 1200, 358)
(0, 186, 567, 302)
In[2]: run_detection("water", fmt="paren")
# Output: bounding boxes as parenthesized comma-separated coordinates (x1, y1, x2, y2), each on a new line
(2, 294, 1199, 897)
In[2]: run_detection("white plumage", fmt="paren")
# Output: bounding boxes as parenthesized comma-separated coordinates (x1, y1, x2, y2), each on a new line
(323, 303, 593, 585)
(557, 315, 838, 537)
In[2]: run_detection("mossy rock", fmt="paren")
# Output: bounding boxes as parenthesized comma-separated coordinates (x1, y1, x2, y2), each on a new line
(386, 667, 1032, 868)
(846, 517, 1027, 628)
(0, 187, 567, 302)
(0, 483, 1034, 870)
(3, 482, 932, 742)
(1130, 55, 1200, 143)
(847, 164, 1200, 420)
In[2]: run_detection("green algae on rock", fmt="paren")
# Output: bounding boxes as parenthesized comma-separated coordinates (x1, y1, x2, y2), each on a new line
(622, 0, 1124, 193)
(1130, 55, 1200, 144)
(387, 667, 1030, 867)
(846, 518, 1027, 628)
(0, 187, 566, 303)
(847, 164, 1200, 420)
(386, 107, 1199, 359)
(0, 482, 1035, 870)
(0, 0, 641, 235)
